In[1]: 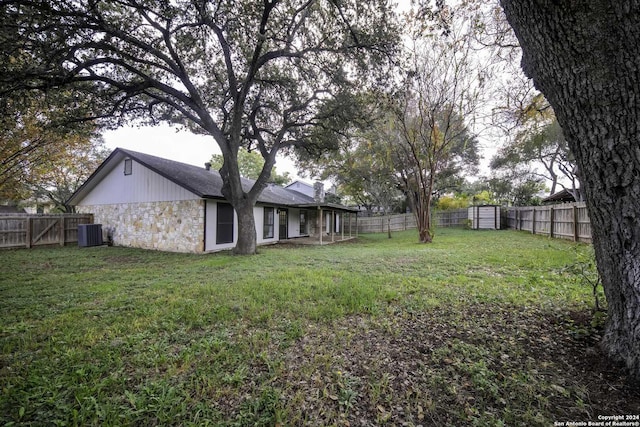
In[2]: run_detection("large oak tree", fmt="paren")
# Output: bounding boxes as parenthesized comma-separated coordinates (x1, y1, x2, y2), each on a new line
(2, 0, 399, 254)
(500, 0, 640, 379)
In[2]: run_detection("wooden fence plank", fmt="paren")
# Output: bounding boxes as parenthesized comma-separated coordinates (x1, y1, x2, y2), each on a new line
(331, 203, 593, 244)
(0, 214, 93, 249)
(32, 219, 58, 245)
(25, 217, 32, 249)
(504, 202, 591, 243)
(356, 209, 468, 233)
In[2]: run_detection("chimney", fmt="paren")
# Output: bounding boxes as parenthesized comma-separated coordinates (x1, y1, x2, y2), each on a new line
(313, 181, 325, 203)
(204, 162, 211, 171)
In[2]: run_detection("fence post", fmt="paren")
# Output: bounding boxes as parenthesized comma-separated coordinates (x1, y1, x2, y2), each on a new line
(59, 218, 65, 246)
(518, 208, 522, 230)
(573, 205, 579, 242)
(25, 217, 32, 248)
(549, 207, 555, 238)
(532, 208, 536, 235)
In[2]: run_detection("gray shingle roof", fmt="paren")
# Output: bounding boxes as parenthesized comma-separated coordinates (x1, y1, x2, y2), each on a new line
(70, 148, 356, 211)
(118, 148, 317, 206)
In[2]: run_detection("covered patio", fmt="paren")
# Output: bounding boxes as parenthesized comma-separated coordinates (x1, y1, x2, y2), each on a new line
(281, 204, 358, 246)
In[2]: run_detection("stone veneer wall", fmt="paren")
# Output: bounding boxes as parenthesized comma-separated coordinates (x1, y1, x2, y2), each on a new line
(77, 199, 205, 253)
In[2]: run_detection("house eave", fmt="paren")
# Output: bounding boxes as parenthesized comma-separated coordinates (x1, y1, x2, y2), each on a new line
(295, 203, 359, 213)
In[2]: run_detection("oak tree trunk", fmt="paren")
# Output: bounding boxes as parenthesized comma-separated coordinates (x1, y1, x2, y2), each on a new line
(234, 199, 258, 255)
(501, 0, 640, 379)
(219, 143, 267, 256)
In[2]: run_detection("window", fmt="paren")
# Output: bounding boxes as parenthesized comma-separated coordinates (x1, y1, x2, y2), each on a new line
(263, 207, 274, 239)
(299, 211, 307, 235)
(124, 158, 132, 175)
(216, 203, 234, 244)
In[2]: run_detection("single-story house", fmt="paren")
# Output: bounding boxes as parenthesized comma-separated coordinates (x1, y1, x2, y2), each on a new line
(68, 148, 358, 253)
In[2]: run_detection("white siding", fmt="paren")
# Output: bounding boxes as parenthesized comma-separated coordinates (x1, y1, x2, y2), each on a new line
(77, 158, 199, 205)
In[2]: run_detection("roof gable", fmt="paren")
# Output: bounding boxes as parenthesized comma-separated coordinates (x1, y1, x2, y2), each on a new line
(69, 148, 348, 209)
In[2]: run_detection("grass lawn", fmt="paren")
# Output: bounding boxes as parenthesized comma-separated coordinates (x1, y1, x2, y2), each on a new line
(1, 228, 637, 426)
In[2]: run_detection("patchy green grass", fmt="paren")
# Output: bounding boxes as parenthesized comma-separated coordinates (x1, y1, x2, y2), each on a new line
(1, 228, 636, 426)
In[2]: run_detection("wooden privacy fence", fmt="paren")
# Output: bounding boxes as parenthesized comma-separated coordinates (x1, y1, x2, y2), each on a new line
(354, 213, 416, 234)
(0, 214, 94, 249)
(504, 202, 592, 243)
(355, 204, 592, 243)
(354, 209, 468, 233)
(438, 209, 470, 228)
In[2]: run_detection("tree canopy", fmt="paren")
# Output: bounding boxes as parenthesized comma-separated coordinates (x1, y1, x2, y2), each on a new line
(2, 0, 400, 253)
(0, 87, 105, 211)
(490, 94, 582, 200)
(209, 149, 290, 186)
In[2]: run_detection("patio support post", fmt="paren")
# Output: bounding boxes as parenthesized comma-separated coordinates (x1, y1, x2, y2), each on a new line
(331, 210, 335, 242)
(341, 212, 344, 241)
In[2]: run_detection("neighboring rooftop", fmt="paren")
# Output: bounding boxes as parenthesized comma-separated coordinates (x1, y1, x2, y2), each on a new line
(541, 188, 578, 204)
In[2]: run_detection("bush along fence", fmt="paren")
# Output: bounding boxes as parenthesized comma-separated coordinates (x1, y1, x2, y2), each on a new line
(355, 203, 592, 243)
(0, 214, 94, 249)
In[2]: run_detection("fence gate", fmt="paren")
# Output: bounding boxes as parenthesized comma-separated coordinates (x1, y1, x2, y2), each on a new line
(30, 217, 63, 247)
